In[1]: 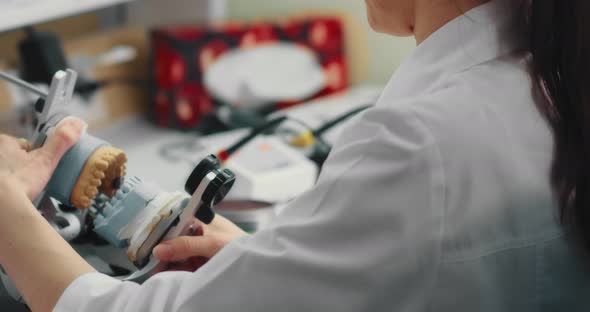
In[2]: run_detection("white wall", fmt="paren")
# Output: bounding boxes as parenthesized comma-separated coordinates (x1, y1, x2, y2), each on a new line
(126, 0, 211, 26)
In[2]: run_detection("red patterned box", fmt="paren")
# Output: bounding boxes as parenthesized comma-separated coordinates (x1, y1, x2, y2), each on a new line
(151, 16, 348, 129)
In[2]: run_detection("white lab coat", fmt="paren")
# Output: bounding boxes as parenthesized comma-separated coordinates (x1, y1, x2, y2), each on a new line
(54, 1, 590, 311)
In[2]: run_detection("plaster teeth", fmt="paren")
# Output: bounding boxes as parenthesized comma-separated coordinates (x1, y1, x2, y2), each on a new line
(80, 197, 91, 208)
(95, 161, 109, 171)
(86, 187, 98, 198)
(70, 146, 127, 210)
(98, 147, 127, 198)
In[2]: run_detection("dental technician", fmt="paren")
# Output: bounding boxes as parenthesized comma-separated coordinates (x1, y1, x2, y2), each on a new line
(1, 0, 589, 311)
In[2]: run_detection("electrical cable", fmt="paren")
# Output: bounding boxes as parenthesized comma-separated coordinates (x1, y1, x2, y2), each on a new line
(312, 104, 371, 137)
(288, 104, 372, 148)
(159, 103, 372, 167)
(216, 115, 288, 162)
(289, 104, 372, 167)
(216, 104, 372, 164)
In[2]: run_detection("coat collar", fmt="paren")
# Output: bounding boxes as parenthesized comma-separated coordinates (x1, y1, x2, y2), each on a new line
(381, 0, 528, 101)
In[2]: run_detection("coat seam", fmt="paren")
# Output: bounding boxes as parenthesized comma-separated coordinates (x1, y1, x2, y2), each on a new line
(405, 109, 448, 312)
(441, 232, 562, 263)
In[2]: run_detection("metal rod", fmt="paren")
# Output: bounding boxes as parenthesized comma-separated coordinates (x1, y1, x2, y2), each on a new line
(0, 71, 47, 98)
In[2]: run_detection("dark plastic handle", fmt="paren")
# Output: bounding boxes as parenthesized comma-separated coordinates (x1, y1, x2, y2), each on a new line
(185, 154, 221, 195)
(185, 155, 235, 224)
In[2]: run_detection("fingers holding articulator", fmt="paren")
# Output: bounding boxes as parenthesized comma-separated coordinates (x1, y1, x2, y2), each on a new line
(45, 133, 127, 209)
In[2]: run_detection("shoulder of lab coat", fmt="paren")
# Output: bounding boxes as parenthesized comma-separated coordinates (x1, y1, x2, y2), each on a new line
(54, 97, 448, 312)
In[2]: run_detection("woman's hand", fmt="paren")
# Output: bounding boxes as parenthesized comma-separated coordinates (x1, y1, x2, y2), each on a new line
(0, 117, 95, 312)
(153, 215, 248, 271)
(0, 117, 86, 201)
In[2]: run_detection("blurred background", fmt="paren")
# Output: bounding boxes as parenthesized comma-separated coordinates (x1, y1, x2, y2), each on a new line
(0, 1, 416, 310)
(228, 0, 415, 84)
(0, 0, 415, 82)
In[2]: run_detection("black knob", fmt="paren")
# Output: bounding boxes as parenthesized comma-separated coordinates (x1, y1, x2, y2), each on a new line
(197, 169, 235, 224)
(185, 155, 221, 195)
(34, 98, 45, 113)
(185, 155, 235, 224)
(194, 204, 216, 225)
(203, 169, 235, 207)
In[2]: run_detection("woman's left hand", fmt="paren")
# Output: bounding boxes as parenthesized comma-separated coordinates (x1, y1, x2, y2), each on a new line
(154, 215, 248, 272)
(0, 117, 86, 201)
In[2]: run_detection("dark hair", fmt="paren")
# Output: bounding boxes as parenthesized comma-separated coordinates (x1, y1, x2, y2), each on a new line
(528, 0, 590, 252)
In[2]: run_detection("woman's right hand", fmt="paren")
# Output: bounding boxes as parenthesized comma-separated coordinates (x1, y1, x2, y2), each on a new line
(153, 215, 247, 271)
(0, 117, 86, 203)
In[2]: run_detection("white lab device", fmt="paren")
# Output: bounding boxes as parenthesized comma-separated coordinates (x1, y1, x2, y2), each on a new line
(223, 136, 319, 203)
